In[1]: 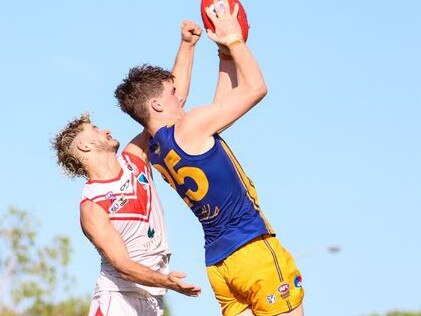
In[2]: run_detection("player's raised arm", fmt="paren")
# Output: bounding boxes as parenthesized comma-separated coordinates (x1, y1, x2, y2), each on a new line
(176, 0, 266, 145)
(202, 0, 250, 106)
(123, 21, 201, 160)
(212, 50, 238, 105)
(172, 20, 202, 107)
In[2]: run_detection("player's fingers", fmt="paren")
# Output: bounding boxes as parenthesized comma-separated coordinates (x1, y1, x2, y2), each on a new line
(181, 20, 192, 32)
(206, 29, 219, 43)
(213, 0, 225, 17)
(187, 20, 197, 30)
(180, 282, 195, 289)
(205, 6, 218, 24)
(232, 3, 239, 17)
(184, 285, 201, 293)
(187, 289, 201, 297)
(193, 25, 202, 36)
(222, 0, 230, 15)
(176, 278, 199, 289)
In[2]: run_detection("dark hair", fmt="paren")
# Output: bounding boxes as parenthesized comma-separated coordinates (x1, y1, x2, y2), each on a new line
(115, 64, 174, 126)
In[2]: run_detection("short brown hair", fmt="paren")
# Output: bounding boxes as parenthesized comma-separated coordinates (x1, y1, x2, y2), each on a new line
(115, 64, 174, 126)
(51, 113, 91, 178)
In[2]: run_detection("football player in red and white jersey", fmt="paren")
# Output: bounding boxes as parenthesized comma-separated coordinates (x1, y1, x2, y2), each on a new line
(52, 21, 202, 316)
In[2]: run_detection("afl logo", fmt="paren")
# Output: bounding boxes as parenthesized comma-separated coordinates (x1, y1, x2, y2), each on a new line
(278, 284, 290, 294)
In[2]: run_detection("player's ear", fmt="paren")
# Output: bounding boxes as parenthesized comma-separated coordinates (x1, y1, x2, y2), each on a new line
(150, 98, 163, 113)
(75, 139, 92, 153)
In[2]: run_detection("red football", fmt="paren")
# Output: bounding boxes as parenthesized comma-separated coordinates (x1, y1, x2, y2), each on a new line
(200, 0, 249, 42)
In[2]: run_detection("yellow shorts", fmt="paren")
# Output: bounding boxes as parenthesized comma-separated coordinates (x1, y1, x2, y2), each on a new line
(206, 235, 304, 316)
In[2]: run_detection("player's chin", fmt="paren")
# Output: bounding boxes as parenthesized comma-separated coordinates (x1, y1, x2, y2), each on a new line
(112, 140, 120, 152)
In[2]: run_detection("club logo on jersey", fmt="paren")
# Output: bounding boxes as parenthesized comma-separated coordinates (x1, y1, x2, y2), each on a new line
(147, 226, 155, 238)
(105, 191, 116, 201)
(266, 294, 276, 304)
(198, 204, 219, 222)
(127, 162, 139, 175)
(120, 179, 130, 191)
(151, 142, 161, 155)
(137, 172, 149, 189)
(141, 231, 162, 251)
(108, 194, 128, 213)
(294, 275, 303, 288)
(278, 283, 290, 299)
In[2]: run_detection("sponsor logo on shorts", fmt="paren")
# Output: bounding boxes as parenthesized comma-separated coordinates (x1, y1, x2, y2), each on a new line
(266, 294, 276, 304)
(294, 275, 303, 288)
(278, 283, 290, 299)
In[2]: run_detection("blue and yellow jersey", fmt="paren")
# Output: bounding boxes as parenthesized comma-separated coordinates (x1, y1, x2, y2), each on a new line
(149, 125, 274, 266)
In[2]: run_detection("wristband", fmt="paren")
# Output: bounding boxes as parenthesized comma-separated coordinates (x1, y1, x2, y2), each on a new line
(226, 34, 244, 49)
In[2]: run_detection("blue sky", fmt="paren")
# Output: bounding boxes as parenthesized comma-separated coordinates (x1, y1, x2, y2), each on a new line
(1, 0, 420, 315)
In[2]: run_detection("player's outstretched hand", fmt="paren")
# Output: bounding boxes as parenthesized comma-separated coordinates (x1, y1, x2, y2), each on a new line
(168, 271, 202, 297)
(205, 0, 242, 46)
(181, 20, 202, 46)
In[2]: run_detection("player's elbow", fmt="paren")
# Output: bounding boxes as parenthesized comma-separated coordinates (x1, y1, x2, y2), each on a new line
(257, 83, 268, 99)
(250, 82, 267, 104)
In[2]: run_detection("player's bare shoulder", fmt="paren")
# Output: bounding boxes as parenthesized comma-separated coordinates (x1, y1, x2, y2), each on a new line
(123, 130, 150, 162)
(174, 107, 216, 155)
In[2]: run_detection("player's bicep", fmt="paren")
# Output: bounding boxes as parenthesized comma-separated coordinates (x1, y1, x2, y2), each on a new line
(80, 201, 130, 266)
(183, 88, 258, 136)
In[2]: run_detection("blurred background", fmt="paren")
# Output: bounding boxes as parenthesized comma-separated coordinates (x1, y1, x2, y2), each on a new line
(0, 0, 420, 315)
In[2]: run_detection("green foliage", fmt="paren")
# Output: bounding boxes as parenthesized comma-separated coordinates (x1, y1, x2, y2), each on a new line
(0, 207, 90, 315)
(164, 299, 171, 316)
(22, 295, 91, 316)
(387, 313, 421, 316)
(367, 311, 421, 316)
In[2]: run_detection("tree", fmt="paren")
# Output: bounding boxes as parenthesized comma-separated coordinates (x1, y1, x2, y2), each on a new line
(0, 206, 90, 315)
(368, 311, 421, 316)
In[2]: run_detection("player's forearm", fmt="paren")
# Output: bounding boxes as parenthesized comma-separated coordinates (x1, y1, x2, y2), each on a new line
(115, 259, 174, 289)
(213, 58, 238, 103)
(230, 43, 267, 101)
(172, 41, 196, 106)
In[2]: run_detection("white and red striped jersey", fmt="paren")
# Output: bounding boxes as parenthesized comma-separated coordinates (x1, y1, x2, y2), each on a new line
(81, 151, 170, 296)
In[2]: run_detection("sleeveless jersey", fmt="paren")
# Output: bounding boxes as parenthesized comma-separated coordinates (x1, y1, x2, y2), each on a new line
(149, 125, 274, 266)
(81, 151, 170, 296)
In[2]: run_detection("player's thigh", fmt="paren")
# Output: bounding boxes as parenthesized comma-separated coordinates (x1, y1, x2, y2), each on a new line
(226, 235, 304, 315)
(235, 308, 255, 316)
(207, 264, 249, 316)
(274, 303, 304, 316)
(234, 304, 304, 316)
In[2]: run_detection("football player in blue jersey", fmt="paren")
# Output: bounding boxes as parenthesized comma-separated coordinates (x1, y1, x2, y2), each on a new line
(115, 1, 304, 315)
